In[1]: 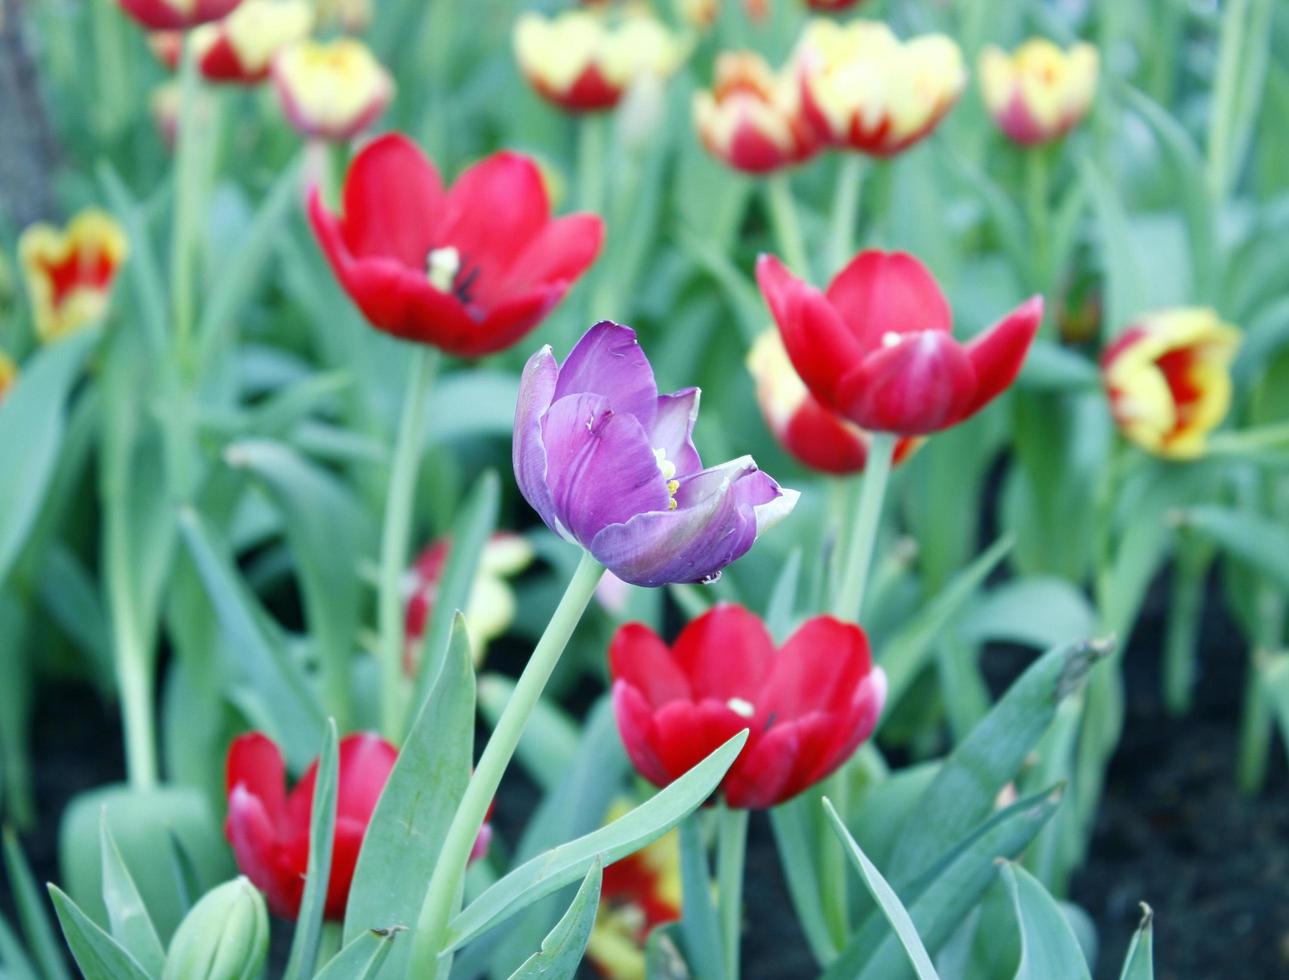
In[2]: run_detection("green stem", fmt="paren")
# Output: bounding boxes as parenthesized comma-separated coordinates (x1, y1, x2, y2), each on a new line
(578, 114, 608, 216)
(407, 552, 605, 972)
(818, 773, 849, 948)
(1206, 0, 1248, 201)
(377, 346, 440, 740)
(830, 433, 896, 621)
(826, 155, 865, 277)
(716, 804, 748, 980)
(764, 174, 811, 279)
(1162, 542, 1209, 715)
(170, 43, 202, 380)
(1024, 147, 1051, 297)
(1236, 651, 1272, 795)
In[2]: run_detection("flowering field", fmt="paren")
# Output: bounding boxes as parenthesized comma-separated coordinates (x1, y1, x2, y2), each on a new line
(0, 0, 1287, 976)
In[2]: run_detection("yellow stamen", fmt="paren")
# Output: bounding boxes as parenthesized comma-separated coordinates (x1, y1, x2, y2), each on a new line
(427, 246, 460, 292)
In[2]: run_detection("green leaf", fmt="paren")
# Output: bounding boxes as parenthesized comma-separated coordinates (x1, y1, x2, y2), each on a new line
(822, 799, 939, 980)
(1182, 505, 1289, 593)
(96, 163, 167, 355)
(447, 730, 748, 952)
(284, 720, 339, 980)
(1018, 341, 1101, 393)
(881, 536, 1014, 709)
(343, 614, 474, 979)
(1117, 904, 1154, 980)
(226, 439, 373, 726)
(1081, 159, 1145, 336)
(958, 578, 1099, 651)
(506, 860, 603, 979)
(823, 787, 1063, 980)
(0, 328, 99, 585)
(769, 794, 836, 966)
(178, 508, 324, 768)
(0, 908, 39, 979)
(477, 674, 579, 793)
(887, 638, 1112, 883)
(999, 862, 1091, 980)
(99, 816, 165, 976)
(313, 928, 402, 980)
(764, 548, 802, 643)
(409, 470, 499, 724)
(48, 886, 152, 980)
(3, 828, 73, 980)
(678, 819, 727, 980)
(673, 223, 764, 343)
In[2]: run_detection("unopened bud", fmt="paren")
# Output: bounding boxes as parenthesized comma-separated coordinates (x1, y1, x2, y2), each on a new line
(162, 877, 268, 980)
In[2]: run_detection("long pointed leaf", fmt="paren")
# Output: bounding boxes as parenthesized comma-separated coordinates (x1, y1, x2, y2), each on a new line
(313, 928, 402, 980)
(448, 731, 748, 952)
(48, 886, 151, 980)
(99, 816, 165, 976)
(999, 862, 1091, 980)
(1117, 904, 1154, 980)
(3, 828, 73, 980)
(284, 720, 339, 980)
(507, 861, 603, 979)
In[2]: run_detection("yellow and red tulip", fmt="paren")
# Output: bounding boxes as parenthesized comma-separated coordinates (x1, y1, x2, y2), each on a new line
(747, 329, 918, 473)
(118, 0, 241, 30)
(1100, 308, 1241, 460)
(513, 9, 688, 114)
(979, 39, 1098, 146)
(19, 209, 127, 343)
(0, 351, 16, 403)
(585, 800, 681, 979)
(190, 0, 313, 84)
(693, 52, 817, 174)
(794, 18, 965, 157)
(271, 39, 394, 142)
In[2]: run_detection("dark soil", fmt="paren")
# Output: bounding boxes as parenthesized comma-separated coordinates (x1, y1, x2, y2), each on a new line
(4, 576, 1287, 979)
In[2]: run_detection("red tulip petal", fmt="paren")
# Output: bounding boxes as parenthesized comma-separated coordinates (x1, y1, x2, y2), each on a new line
(612, 680, 674, 788)
(824, 250, 952, 353)
(762, 616, 873, 719)
(334, 251, 481, 351)
(338, 134, 444, 267)
(226, 784, 299, 919)
(651, 698, 753, 785)
(505, 213, 605, 294)
(335, 733, 397, 822)
(324, 815, 368, 920)
(459, 283, 567, 357)
(609, 623, 692, 707)
(438, 151, 551, 298)
(226, 732, 287, 825)
(807, 669, 886, 788)
(837, 331, 976, 435)
(672, 604, 775, 702)
(959, 295, 1043, 421)
(725, 712, 835, 808)
(782, 394, 869, 475)
(757, 253, 862, 411)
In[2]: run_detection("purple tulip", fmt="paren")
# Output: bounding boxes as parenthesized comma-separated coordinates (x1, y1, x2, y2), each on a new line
(514, 321, 799, 587)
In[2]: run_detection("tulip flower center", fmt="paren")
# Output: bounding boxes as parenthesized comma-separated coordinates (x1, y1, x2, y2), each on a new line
(426, 245, 479, 304)
(727, 696, 755, 718)
(653, 448, 680, 510)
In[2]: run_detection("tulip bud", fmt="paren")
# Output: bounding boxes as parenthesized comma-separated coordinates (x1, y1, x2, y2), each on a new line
(794, 18, 965, 157)
(1100, 308, 1240, 460)
(271, 39, 395, 142)
(118, 0, 241, 31)
(979, 39, 1098, 146)
(190, 0, 313, 85)
(162, 877, 268, 980)
(693, 52, 817, 175)
(0, 351, 17, 403)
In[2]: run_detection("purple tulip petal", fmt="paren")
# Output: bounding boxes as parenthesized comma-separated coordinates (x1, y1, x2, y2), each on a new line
(652, 388, 703, 478)
(553, 321, 659, 430)
(513, 345, 560, 533)
(542, 392, 672, 544)
(589, 457, 798, 587)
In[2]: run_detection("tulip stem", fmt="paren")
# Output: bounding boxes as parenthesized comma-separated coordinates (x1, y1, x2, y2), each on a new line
(170, 43, 203, 381)
(1237, 649, 1273, 795)
(1024, 147, 1052, 297)
(764, 174, 811, 279)
(831, 432, 896, 622)
(408, 552, 604, 973)
(826, 155, 865, 276)
(578, 113, 609, 216)
(716, 804, 749, 979)
(377, 346, 440, 741)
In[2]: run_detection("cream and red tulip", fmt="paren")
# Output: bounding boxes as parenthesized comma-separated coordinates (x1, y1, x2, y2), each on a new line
(980, 39, 1098, 146)
(758, 249, 1042, 436)
(794, 18, 965, 157)
(611, 604, 885, 808)
(309, 134, 603, 355)
(118, 0, 241, 30)
(189, 0, 312, 84)
(0, 352, 16, 403)
(514, 322, 798, 587)
(404, 532, 535, 670)
(19, 209, 128, 343)
(225, 732, 489, 920)
(272, 39, 394, 142)
(693, 52, 817, 174)
(585, 800, 681, 979)
(513, 9, 688, 114)
(746, 329, 918, 474)
(1100, 308, 1240, 460)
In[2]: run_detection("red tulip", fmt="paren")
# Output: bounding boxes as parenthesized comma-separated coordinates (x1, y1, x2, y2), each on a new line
(225, 732, 491, 920)
(757, 250, 1042, 436)
(118, 0, 241, 30)
(309, 134, 604, 356)
(610, 604, 885, 809)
